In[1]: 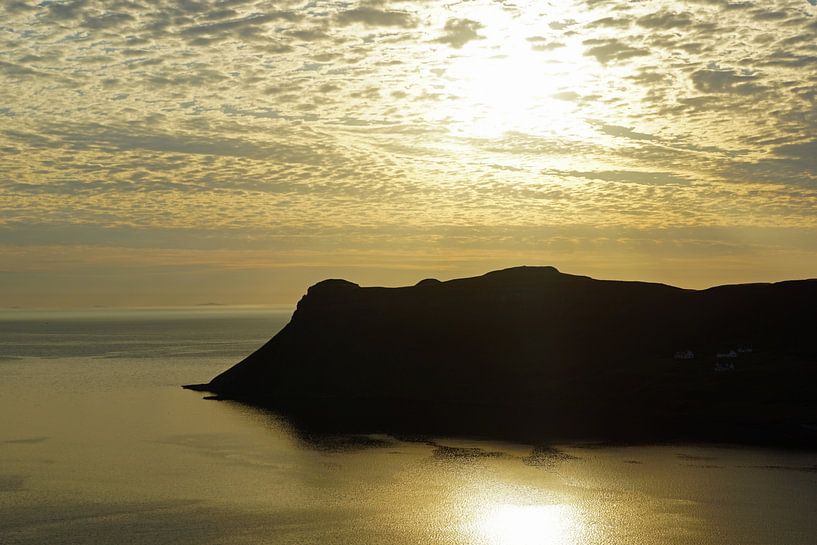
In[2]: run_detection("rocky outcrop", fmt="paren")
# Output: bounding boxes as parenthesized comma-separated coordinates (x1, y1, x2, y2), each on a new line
(186, 266, 817, 445)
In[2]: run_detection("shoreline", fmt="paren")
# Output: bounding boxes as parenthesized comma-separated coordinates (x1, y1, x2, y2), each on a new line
(183, 384, 817, 451)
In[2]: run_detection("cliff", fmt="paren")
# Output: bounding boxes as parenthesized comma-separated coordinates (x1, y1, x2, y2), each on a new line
(186, 266, 817, 445)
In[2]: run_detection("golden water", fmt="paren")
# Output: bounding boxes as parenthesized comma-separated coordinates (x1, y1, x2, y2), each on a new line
(1, 311, 815, 544)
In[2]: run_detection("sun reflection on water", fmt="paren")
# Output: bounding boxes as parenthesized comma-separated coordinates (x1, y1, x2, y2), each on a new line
(473, 503, 585, 545)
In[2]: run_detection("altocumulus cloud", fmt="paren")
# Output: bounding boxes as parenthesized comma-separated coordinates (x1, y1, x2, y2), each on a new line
(0, 0, 816, 306)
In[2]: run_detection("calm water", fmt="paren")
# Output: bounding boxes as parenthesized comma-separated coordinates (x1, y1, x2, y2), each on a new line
(1, 309, 816, 545)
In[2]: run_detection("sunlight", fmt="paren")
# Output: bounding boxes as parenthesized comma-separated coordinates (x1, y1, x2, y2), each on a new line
(434, 37, 592, 142)
(440, 43, 570, 138)
(475, 503, 584, 545)
(426, 5, 594, 140)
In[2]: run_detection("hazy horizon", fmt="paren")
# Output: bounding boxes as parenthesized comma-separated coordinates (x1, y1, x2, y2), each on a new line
(2, 263, 817, 310)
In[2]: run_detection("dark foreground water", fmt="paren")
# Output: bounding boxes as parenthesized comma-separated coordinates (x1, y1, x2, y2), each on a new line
(1, 309, 816, 545)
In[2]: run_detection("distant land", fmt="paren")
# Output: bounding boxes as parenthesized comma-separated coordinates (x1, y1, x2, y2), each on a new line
(186, 266, 817, 447)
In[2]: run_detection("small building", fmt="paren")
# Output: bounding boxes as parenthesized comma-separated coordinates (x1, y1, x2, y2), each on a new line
(674, 350, 695, 360)
(716, 350, 738, 359)
(714, 361, 735, 372)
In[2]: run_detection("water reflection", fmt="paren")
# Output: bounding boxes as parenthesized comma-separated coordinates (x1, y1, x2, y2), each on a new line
(473, 503, 584, 545)
(4, 311, 817, 545)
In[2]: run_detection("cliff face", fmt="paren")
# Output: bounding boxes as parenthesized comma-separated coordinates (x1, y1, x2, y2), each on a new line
(190, 266, 817, 444)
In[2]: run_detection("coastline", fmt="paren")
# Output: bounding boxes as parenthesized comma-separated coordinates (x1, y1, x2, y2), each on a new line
(183, 385, 817, 451)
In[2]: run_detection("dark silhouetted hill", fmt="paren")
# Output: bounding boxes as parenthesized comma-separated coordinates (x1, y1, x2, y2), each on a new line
(186, 266, 817, 446)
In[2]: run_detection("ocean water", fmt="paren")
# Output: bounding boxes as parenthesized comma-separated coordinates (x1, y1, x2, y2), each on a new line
(1, 309, 816, 545)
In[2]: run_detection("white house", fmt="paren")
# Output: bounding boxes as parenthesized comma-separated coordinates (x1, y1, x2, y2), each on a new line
(716, 350, 738, 359)
(714, 361, 735, 372)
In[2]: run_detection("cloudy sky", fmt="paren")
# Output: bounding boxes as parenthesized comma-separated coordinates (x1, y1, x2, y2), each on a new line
(2, 0, 816, 308)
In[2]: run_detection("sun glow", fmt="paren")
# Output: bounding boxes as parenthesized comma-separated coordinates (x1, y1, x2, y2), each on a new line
(474, 503, 585, 545)
(427, 8, 595, 140)
(445, 53, 562, 138)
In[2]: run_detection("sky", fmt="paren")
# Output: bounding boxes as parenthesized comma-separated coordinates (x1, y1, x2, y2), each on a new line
(1, 0, 816, 308)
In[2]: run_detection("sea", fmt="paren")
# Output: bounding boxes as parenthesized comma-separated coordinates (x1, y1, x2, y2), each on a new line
(1, 308, 816, 545)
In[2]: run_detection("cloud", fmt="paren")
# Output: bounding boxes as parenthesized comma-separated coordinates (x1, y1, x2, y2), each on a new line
(636, 10, 694, 29)
(527, 36, 564, 51)
(552, 91, 580, 101)
(4, 122, 332, 165)
(2, 0, 817, 307)
(586, 17, 631, 29)
(433, 18, 485, 48)
(583, 38, 650, 63)
(0, 60, 41, 78)
(543, 169, 690, 185)
(180, 11, 301, 43)
(773, 140, 817, 170)
(336, 7, 418, 28)
(690, 67, 767, 95)
(596, 124, 657, 141)
(81, 11, 135, 30)
(3, 1, 36, 14)
(45, 0, 88, 21)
